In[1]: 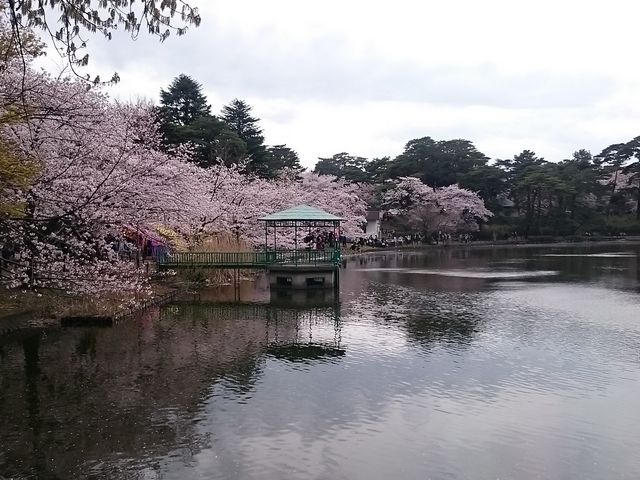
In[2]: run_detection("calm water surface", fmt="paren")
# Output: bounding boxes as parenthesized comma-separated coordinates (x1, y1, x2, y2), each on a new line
(1, 243, 640, 479)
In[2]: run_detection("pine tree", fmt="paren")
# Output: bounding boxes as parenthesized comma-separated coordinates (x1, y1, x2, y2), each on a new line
(159, 74, 210, 126)
(267, 145, 304, 176)
(183, 116, 247, 168)
(157, 76, 246, 168)
(221, 99, 271, 177)
(221, 99, 262, 138)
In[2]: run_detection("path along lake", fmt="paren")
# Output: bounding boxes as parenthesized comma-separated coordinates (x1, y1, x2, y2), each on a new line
(1, 243, 640, 479)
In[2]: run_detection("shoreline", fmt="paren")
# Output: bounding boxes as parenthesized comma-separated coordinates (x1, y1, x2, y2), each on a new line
(0, 288, 179, 338)
(341, 236, 640, 259)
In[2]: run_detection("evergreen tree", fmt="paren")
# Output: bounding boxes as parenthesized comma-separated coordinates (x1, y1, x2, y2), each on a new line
(495, 150, 545, 181)
(555, 150, 602, 228)
(221, 99, 271, 177)
(314, 153, 369, 183)
(364, 157, 392, 184)
(267, 145, 304, 176)
(159, 74, 210, 126)
(182, 116, 247, 168)
(597, 138, 640, 220)
(157, 76, 246, 168)
(386, 137, 488, 187)
(458, 165, 507, 208)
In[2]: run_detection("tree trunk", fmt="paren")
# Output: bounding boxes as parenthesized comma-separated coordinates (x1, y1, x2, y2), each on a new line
(607, 170, 618, 217)
(524, 188, 534, 237)
(535, 190, 543, 235)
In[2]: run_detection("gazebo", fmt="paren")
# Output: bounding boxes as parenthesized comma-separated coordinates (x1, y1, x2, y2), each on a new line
(259, 204, 343, 289)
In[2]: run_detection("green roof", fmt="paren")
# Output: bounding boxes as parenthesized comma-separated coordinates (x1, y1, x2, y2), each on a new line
(259, 204, 343, 222)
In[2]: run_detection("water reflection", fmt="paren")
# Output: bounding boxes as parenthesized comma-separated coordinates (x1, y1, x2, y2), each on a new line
(265, 343, 345, 362)
(0, 302, 343, 480)
(1, 242, 640, 479)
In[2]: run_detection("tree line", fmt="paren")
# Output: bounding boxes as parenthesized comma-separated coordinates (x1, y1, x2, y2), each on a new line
(159, 73, 640, 238)
(4, 1, 638, 241)
(153, 74, 496, 241)
(314, 141, 640, 237)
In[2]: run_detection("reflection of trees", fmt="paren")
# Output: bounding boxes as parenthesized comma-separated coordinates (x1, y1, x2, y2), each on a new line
(345, 279, 485, 349)
(342, 246, 640, 349)
(404, 310, 479, 346)
(344, 245, 640, 288)
(0, 302, 341, 479)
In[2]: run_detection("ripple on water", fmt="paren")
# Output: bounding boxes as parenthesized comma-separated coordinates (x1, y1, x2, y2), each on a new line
(538, 251, 637, 258)
(410, 268, 559, 279)
(353, 267, 559, 279)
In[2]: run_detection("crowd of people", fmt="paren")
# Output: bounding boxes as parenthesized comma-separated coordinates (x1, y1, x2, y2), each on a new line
(303, 230, 345, 250)
(347, 231, 476, 251)
(432, 232, 475, 244)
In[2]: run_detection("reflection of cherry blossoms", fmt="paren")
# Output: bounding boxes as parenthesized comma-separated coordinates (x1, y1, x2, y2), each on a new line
(0, 64, 367, 294)
(383, 177, 492, 234)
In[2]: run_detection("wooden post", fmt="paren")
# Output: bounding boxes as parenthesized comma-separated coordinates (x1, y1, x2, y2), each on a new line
(264, 223, 268, 260)
(234, 268, 240, 302)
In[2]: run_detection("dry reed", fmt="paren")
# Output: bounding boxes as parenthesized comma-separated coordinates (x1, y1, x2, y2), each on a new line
(184, 233, 256, 285)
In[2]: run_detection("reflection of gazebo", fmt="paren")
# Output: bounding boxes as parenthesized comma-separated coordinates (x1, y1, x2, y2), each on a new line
(259, 205, 343, 290)
(265, 343, 345, 361)
(163, 301, 344, 360)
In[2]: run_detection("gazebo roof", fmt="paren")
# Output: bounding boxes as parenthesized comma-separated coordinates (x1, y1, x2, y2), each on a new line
(259, 204, 343, 222)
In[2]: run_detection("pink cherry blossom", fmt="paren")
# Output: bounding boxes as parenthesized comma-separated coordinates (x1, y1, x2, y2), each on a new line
(383, 177, 492, 234)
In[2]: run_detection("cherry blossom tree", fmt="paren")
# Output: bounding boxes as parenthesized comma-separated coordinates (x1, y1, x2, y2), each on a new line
(0, 60, 368, 293)
(383, 177, 492, 234)
(0, 62, 208, 293)
(193, 169, 367, 247)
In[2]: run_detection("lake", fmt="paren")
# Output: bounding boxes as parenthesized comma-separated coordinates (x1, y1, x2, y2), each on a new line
(1, 242, 639, 479)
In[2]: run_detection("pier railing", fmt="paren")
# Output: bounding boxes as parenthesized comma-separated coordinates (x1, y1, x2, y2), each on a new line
(157, 248, 341, 270)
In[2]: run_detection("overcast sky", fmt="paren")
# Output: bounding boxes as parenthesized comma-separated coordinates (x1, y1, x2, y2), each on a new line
(38, 0, 640, 169)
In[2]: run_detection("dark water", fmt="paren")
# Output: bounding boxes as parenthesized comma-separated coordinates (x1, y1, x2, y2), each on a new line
(1, 243, 640, 480)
